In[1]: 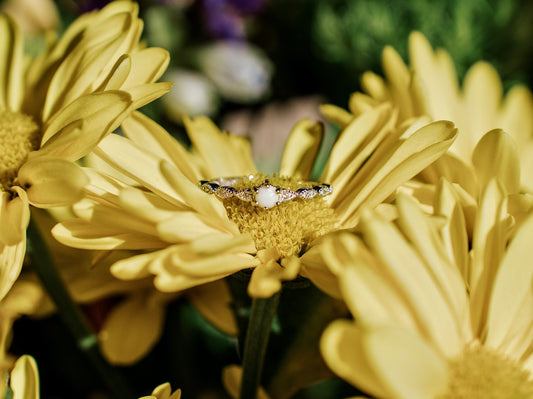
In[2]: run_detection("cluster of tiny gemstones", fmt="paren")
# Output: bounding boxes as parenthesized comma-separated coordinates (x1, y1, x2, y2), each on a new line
(199, 175, 332, 208)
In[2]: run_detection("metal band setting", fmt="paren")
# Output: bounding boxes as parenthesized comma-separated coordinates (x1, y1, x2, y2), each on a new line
(199, 175, 332, 209)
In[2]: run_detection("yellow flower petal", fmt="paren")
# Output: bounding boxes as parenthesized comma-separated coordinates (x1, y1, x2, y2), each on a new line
(95, 134, 193, 207)
(0, 187, 30, 245)
(52, 219, 166, 250)
(184, 116, 256, 177)
(336, 120, 457, 227)
(40, 91, 133, 158)
(360, 208, 463, 355)
(188, 281, 238, 335)
(382, 45, 413, 121)
(395, 192, 469, 335)
(10, 355, 39, 399)
(121, 111, 200, 182)
(222, 364, 271, 399)
(100, 294, 165, 365)
(472, 129, 521, 195)
(18, 157, 89, 207)
(463, 62, 503, 147)
(248, 256, 300, 298)
(321, 104, 394, 187)
(319, 104, 353, 126)
(486, 212, 533, 352)
(278, 119, 323, 180)
(434, 179, 470, 282)
(498, 86, 533, 149)
(320, 320, 389, 398)
(122, 47, 170, 88)
(364, 326, 448, 399)
(0, 14, 23, 110)
(469, 180, 506, 336)
(128, 81, 173, 110)
(42, 11, 137, 119)
(157, 212, 234, 242)
(0, 239, 26, 301)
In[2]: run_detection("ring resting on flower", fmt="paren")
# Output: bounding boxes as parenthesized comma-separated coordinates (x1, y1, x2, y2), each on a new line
(199, 175, 333, 208)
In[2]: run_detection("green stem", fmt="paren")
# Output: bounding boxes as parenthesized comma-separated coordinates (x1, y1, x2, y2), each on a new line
(239, 291, 281, 399)
(26, 218, 134, 399)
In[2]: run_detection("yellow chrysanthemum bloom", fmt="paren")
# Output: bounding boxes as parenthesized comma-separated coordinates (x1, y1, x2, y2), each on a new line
(320, 188, 533, 399)
(0, 0, 171, 300)
(323, 31, 533, 193)
(53, 106, 456, 298)
(139, 383, 181, 399)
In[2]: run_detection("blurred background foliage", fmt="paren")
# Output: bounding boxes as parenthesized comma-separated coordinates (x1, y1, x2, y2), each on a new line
(2, 0, 533, 397)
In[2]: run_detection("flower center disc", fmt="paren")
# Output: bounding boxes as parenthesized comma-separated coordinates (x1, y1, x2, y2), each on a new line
(0, 110, 40, 191)
(438, 344, 533, 399)
(223, 174, 335, 258)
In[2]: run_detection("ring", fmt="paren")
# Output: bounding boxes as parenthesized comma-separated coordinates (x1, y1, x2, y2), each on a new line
(199, 175, 332, 209)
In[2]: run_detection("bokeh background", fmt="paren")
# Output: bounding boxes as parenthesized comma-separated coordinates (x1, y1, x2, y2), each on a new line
(2, 0, 533, 397)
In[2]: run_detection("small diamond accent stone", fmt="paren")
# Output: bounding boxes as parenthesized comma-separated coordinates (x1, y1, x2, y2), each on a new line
(296, 188, 317, 199)
(278, 189, 297, 202)
(236, 188, 254, 202)
(215, 186, 237, 198)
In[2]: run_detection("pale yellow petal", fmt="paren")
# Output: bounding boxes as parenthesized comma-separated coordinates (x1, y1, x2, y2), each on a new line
(434, 179, 470, 282)
(121, 111, 200, 182)
(157, 212, 233, 242)
(159, 160, 232, 223)
(10, 355, 39, 399)
(278, 119, 323, 180)
(322, 104, 395, 186)
(0, 14, 24, 110)
(42, 11, 137, 119)
(122, 47, 170, 88)
(248, 256, 300, 298)
(168, 238, 258, 278)
(128, 81, 173, 110)
(319, 104, 353, 126)
(0, 187, 30, 245)
(486, 212, 533, 351)
(52, 219, 166, 250)
(382, 45, 413, 120)
(497, 85, 533, 150)
(184, 116, 256, 177)
(40, 91, 132, 157)
(469, 180, 506, 337)
(359, 71, 388, 103)
(472, 129, 520, 195)
(320, 320, 389, 398)
(188, 281, 238, 335)
(365, 326, 449, 399)
(222, 364, 271, 399)
(0, 238, 26, 301)
(461, 61, 503, 156)
(336, 120, 457, 227)
(18, 157, 89, 207)
(360, 209, 463, 355)
(100, 294, 165, 365)
(94, 134, 190, 207)
(395, 192, 469, 341)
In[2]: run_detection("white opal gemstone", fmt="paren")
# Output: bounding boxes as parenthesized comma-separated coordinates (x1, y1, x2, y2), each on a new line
(256, 185, 279, 208)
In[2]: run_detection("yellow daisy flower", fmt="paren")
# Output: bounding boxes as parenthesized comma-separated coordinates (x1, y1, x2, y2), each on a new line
(53, 106, 456, 298)
(323, 31, 533, 193)
(139, 382, 181, 399)
(0, 1, 171, 300)
(320, 190, 533, 399)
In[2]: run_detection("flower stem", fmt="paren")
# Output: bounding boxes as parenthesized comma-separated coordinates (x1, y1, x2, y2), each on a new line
(239, 291, 281, 399)
(26, 217, 134, 399)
